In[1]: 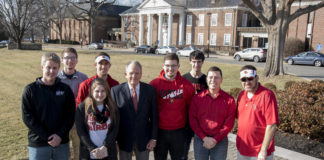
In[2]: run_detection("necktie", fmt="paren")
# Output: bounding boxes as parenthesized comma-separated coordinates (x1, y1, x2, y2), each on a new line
(132, 88, 138, 112)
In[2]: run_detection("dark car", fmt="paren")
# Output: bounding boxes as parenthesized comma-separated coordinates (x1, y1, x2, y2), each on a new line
(135, 45, 155, 54)
(285, 51, 324, 67)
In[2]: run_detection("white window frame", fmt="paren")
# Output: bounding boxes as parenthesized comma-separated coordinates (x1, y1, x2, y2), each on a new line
(131, 32, 135, 42)
(211, 14, 218, 26)
(131, 17, 135, 27)
(224, 34, 231, 46)
(199, 14, 204, 26)
(210, 33, 216, 46)
(187, 15, 192, 26)
(124, 17, 128, 27)
(186, 33, 192, 45)
(123, 32, 127, 41)
(225, 13, 232, 26)
(242, 14, 247, 27)
(198, 33, 204, 45)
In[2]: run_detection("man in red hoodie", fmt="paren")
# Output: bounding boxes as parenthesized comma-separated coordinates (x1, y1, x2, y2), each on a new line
(150, 53, 195, 160)
(75, 52, 119, 106)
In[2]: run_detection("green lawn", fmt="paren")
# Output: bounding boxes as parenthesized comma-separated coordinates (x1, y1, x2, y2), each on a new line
(0, 47, 304, 159)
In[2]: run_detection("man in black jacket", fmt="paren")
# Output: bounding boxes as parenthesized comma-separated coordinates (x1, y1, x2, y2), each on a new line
(22, 52, 75, 160)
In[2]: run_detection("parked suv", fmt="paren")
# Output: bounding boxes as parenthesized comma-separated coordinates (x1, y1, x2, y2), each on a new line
(233, 48, 267, 62)
(155, 46, 178, 55)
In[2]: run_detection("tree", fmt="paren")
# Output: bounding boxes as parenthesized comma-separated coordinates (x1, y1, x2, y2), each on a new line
(67, 0, 115, 43)
(0, 0, 36, 49)
(242, 0, 324, 77)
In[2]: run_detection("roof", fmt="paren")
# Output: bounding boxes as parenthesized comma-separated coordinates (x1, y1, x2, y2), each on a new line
(120, 0, 245, 15)
(71, 3, 131, 17)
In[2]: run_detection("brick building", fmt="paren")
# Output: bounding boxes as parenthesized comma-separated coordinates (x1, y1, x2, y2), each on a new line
(120, 0, 324, 52)
(50, 4, 130, 45)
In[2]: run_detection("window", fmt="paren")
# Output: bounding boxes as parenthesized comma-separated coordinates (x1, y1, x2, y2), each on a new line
(258, 38, 268, 48)
(124, 17, 128, 27)
(210, 33, 216, 46)
(211, 14, 218, 26)
(242, 14, 247, 27)
(225, 13, 232, 26)
(123, 32, 127, 41)
(186, 33, 192, 45)
(131, 17, 135, 27)
(198, 33, 204, 45)
(187, 15, 192, 26)
(162, 15, 168, 26)
(131, 32, 135, 42)
(224, 34, 231, 46)
(199, 14, 204, 26)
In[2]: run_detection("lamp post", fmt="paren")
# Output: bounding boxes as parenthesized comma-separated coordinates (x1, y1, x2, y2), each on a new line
(207, 12, 211, 58)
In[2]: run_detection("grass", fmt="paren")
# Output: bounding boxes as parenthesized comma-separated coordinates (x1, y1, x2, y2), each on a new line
(0, 47, 305, 159)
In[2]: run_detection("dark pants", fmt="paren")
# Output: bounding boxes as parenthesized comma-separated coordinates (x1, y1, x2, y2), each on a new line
(181, 125, 194, 160)
(154, 128, 186, 160)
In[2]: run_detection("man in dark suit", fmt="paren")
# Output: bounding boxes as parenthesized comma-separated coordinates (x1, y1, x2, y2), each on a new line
(111, 61, 158, 160)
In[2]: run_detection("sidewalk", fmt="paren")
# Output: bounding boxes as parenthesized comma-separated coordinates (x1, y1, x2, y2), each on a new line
(144, 133, 320, 160)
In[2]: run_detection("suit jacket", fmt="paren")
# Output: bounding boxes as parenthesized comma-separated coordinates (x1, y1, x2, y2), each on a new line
(111, 82, 158, 152)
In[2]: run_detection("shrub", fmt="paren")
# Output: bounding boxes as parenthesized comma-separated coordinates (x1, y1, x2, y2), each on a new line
(311, 79, 324, 84)
(276, 81, 324, 142)
(284, 38, 305, 57)
(47, 39, 80, 44)
(284, 80, 297, 90)
(229, 87, 242, 99)
(263, 83, 277, 91)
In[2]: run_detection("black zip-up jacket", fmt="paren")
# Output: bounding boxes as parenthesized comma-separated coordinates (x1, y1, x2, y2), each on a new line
(21, 78, 75, 147)
(75, 102, 119, 160)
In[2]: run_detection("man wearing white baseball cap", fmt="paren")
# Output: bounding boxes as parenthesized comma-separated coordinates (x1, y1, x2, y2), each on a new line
(236, 65, 279, 160)
(76, 52, 119, 106)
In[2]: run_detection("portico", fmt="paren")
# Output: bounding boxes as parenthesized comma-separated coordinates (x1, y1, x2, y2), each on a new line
(136, 0, 185, 47)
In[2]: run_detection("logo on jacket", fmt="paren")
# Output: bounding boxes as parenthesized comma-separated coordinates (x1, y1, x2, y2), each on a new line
(159, 89, 183, 100)
(56, 90, 64, 96)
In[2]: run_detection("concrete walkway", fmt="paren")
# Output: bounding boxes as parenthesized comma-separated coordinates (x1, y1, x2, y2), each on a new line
(144, 133, 320, 160)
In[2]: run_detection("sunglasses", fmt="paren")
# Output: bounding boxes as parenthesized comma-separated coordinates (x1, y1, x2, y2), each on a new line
(240, 77, 254, 82)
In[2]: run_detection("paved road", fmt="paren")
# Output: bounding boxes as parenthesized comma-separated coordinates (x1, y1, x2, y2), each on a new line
(43, 45, 324, 81)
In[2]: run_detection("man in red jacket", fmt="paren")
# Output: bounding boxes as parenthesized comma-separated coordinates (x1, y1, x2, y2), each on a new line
(189, 66, 236, 160)
(150, 53, 195, 160)
(75, 52, 119, 106)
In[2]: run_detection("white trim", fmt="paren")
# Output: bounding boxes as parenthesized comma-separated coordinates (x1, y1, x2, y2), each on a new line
(225, 13, 232, 26)
(211, 13, 218, 26)
(186, 33, 191, 45)
(224, 34, 231, 46)
(187, 6, 249, 12)
(198, 33, 204, 45)
(239, 32, 268, 38)
(292, 1, 322, 6)
(242, 13, 247, 27)
(199, 14, 205, 26)
(210, 33, 216, 46)
(187, 14, 192, 26)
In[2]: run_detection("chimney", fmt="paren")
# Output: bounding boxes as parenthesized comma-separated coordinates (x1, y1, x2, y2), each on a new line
(211, 0, 216, 4)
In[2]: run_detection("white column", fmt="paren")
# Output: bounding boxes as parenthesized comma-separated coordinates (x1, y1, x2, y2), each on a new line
(167, 12, 173, 46)
(139, 14, 143, 46)
(158, 13, 163, 47)
(178, 13, 185, 46)
(147, 14, 153, 46)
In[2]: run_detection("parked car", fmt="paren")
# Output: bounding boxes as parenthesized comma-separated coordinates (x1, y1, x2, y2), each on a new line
(88, 43, 103, 50)
(285, 51, 324, 67)
(233, 48, 267, 62)
(155, 46, 178, 55)
(0, 40, 9, 48)
(135, 45, 155, 53)
(176, 46, 200, 57)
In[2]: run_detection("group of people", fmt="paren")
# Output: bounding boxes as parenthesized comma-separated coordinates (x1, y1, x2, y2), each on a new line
(22, 48, 279, 160)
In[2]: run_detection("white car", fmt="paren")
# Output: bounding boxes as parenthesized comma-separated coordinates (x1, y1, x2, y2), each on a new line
(176, 46, 200, 57)
(155, 46, 178, 55)
(88, 43, 103, 50)
(233, 48, 267, 62)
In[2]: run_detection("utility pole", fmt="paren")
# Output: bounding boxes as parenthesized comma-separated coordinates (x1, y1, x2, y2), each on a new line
(207, 12, 211, 58)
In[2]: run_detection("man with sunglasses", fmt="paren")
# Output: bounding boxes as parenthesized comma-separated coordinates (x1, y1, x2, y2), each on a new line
(236, 65, 279, 160)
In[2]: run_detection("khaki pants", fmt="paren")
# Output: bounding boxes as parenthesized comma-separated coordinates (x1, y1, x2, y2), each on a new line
(69, 124, 80, 160)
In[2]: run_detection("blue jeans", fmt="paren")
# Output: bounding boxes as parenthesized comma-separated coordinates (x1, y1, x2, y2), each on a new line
(193, 135, 228, 160)
(28, 143, 70, 160)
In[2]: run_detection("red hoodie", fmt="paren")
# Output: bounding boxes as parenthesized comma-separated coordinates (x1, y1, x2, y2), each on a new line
(150, 70, 195, 130)
(75, 74, 119, 107)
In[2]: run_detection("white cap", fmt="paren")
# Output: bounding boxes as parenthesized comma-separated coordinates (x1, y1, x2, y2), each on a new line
(240, 69, 257, 79)
(95, 55, 110, 64)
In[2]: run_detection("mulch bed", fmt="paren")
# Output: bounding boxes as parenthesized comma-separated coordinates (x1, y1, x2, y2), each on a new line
(275, 131, 324, 159)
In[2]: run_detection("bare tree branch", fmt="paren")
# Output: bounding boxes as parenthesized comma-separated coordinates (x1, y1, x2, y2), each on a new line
(289, 1, 324, 23)
(242, 0, 269, 26)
